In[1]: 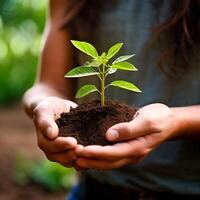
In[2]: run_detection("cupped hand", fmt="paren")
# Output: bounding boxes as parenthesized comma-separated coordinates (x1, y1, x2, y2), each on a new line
(75, 103, 179, 170)
(33, 96, 79, 168)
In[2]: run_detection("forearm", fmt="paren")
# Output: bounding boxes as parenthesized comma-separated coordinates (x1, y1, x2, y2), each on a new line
(23, 27, 75, 118)
(23, 0, 77, 118)
(172, 105, 200, 139)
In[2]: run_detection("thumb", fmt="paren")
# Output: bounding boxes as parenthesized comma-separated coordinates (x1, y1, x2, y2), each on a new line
(106, 116, 150, 142)
(106, 122, 133, 142)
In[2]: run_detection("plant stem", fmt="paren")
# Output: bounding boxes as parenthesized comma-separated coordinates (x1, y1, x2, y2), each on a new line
(101, 63, 105, 107)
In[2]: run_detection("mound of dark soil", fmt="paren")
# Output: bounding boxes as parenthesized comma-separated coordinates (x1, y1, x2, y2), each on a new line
(56, 99, 137, 146)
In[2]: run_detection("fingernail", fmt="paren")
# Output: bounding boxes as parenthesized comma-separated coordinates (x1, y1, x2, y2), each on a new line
(107, 130, 119, 141)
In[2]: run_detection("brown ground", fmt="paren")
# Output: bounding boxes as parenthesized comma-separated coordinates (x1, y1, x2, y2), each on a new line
(0, 105, 67, 200)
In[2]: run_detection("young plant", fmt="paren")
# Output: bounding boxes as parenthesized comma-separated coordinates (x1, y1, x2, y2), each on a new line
(65, 40, 142, 107)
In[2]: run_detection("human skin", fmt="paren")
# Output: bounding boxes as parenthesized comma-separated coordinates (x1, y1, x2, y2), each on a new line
(75, 104, 200, 170)
(23, 0, 200, 170)
(23, 0, 80, 168)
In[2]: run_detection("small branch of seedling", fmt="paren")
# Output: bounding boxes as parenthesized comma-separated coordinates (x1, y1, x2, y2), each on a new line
(65, 40, 142, 107)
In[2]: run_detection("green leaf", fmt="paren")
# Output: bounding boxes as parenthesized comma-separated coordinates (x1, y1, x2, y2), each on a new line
(76, 84, 99, 98)
(71, 40, 98, 58)
(65, 66, 98, 78)
(108, 68, 117, 74)
(84, 60, 101, 67)
(107, 43, 123, 59)
(112, 62, 138, 71)
(113, 54, 135, 64)
(101, 52, 106, 57)
(110, 80, 142, 92)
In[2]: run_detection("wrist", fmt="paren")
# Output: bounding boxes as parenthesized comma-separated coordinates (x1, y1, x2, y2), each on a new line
(170, 107, 185, 138)
(23, 84, 66, 118)
(170, 106, 200, 140)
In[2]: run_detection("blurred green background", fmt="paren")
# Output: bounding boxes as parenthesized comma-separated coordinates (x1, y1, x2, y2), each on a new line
(0, 0, 47, 105)
(0, 1, 76, 199)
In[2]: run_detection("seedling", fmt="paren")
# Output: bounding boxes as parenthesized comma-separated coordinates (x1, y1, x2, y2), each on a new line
(65, 40, 142, 107)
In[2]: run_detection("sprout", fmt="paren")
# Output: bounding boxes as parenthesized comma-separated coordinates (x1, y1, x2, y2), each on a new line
(65, 40, 142, 107)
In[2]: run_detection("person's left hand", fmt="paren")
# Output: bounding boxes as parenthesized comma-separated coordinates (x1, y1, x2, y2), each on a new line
(75, 103, 180, 170)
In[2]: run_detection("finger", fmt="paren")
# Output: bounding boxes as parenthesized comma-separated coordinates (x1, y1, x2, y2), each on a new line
(106, 115, 159, 142)
(76, 157, 136, 170)
(74, 166, 88, 171)
(54, 99, 78, 117)
(46, 150, 77, 168)
(37, 131, 77, 153)
(64, 100, 77, 109)
(76, 140, 149, 161)
(74, 144, 84, 156)
(34, 113, 59, 139)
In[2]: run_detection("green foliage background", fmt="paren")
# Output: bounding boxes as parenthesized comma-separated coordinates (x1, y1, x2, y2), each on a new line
(0, 0, 47, 105)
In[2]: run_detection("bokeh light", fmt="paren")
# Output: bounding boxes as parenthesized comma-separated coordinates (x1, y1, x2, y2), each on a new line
(0, 0, 47, 105)
(0, 39, 8, 60)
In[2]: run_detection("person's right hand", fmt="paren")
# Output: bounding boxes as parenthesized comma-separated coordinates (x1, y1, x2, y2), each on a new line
(33, 96, 78, 168)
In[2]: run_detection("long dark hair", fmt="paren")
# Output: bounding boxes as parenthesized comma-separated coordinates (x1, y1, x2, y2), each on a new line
(62, 0, 200, 78)
(151, 0, 200, 78)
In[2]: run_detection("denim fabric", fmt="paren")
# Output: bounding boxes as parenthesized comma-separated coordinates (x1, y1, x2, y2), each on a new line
(66, 183, 86, 200)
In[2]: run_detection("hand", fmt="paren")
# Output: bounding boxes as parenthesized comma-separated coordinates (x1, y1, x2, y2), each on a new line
(75, 103, 179, 170)
(33, 96, 79, 168)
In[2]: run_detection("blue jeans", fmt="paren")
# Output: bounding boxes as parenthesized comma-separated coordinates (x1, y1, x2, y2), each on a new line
(66, 182, 86, 200)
